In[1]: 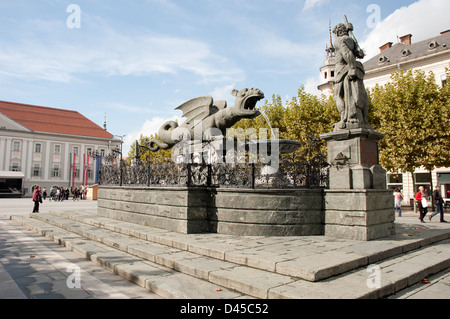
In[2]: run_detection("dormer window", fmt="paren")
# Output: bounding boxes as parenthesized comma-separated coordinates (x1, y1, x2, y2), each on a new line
(429, 41, 439, 50)
(402, 49, 411, 57)
(378, 55, 389, 64)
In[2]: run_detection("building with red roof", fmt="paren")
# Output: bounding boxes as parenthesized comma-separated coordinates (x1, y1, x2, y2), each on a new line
(0, 100, 121, 197)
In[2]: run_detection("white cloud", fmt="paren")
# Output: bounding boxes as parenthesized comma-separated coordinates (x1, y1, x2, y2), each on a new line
(303, 0, 328, 11)
(123, 115, 182, 155)
(360, 0, 450, 60)
(210, 84, 236, 102)
(304, 76, 323, 96)
(0, 16, 244, 84)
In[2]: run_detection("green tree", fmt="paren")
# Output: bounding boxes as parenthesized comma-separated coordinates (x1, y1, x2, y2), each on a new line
(369, 69, 450, 196)
(284, 87, 339, 155)
(127, 134, 173, 165)
(232, 86, 339, 158)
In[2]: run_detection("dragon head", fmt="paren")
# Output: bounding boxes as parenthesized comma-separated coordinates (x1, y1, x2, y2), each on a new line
(231, 88, 264, 119)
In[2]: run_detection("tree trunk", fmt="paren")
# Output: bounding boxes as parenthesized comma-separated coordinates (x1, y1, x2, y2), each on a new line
(412, 172, 417, 214)
(429, 170, 435, 211)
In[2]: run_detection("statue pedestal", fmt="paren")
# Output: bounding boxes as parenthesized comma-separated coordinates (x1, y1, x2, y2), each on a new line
(320, 129, 395, 241)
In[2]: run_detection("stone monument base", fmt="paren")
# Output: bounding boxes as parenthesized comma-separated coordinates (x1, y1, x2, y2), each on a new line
(320, 128, 395, 241)
(324, 189, 395, 241)
(97, 186, 324, 237)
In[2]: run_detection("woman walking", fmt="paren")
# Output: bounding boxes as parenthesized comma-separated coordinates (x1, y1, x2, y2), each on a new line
(415, 186, 429, 223)
(32, 185, 42, 213)
(394, 188, 403, 217)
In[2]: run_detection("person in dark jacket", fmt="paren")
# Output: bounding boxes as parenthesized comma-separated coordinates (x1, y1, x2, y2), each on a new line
(32, 185, 42, 213)
(430, 186, 448, 223)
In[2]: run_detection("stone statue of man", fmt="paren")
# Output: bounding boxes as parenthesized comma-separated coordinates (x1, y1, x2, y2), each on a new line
(333, 22, 372, 131)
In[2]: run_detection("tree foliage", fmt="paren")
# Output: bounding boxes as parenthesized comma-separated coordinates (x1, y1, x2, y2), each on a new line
(231, 86, 340, 157)
(369, 69, 450, 174)
(127, 134, 173, 166)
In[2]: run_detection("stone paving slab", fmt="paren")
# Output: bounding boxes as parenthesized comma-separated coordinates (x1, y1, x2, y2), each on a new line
(0, 218, 161, 299)
(9, 215, 248, 299)
(388, 268, 450, 299)
(8, 210, 450, 299)
(268, 240, 450, 299)
(275, 250, 368, 282)
(39, 210, 450, 283)
(209, 266, 294, 299)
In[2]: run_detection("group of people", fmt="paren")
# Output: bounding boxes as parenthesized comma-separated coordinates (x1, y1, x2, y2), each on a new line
(32, 185, 89, 213)
(394, 186, 447, 223)
(46, 185, 88, 201)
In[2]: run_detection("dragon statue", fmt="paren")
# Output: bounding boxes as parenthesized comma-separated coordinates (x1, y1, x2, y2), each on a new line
(148, 88, 264, 151)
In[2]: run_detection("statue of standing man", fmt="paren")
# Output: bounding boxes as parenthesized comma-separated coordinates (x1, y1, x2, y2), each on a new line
(333, 18, 372, 132)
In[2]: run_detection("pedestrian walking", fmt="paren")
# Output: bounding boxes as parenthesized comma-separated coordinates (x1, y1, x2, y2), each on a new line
(42, 187, 47, 200)
(394, 188, 403, 217)
(32, 185, 42, 213)
(430, 186, 448, 223)
(415, 186, 429, 223)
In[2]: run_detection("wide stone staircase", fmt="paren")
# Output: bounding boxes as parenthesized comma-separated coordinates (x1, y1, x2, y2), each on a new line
(10, 210, 450, 299)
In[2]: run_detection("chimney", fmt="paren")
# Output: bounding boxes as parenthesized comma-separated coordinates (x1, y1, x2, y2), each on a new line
(380, 42, 393, 53)
(400, 34, 413, 45)
(441, 30, 450, 35)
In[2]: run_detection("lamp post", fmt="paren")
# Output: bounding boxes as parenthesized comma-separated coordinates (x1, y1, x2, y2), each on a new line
(114, 135, 125, 187)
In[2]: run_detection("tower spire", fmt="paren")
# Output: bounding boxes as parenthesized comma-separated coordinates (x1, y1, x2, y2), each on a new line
(103, 113, 107, 130)
(326, 19, 335, 57)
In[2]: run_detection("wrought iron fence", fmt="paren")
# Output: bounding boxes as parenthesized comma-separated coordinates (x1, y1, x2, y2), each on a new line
(99, 155, 329, 189)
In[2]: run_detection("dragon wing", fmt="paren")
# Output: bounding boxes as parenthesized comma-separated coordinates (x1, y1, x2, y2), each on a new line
(175, 96, 214, 129)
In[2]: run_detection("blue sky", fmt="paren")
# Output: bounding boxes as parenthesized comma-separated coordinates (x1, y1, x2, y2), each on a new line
(1, 0, 449, 154)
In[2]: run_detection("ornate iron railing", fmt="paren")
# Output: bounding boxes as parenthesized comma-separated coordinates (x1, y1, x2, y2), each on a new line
(99, 155, 329, 189)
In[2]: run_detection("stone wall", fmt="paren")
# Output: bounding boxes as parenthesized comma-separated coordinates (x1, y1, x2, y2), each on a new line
(97, 187, 210, 234)
(97, 186, 325, 237)
(324, 189, 395, 241)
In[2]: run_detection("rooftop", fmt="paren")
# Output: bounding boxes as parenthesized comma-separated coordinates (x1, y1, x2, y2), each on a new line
(0, 100, 114, 139)
(364, 30, 450, 72)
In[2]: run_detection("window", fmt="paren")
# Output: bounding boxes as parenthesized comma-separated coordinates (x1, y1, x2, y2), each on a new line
(73, 146, 79, 155)
(324, 72, 328, 80)
(34, 143, 42, 153)
(75, 168, 80, 178)
(13, 141, 21, 152)
(33, 164, 41, 177)
(100, 149, 105, 157)
(11, 163, 20, 172)
(52, 165, 60, 178)
(415, 173, 431, 184)
(388, 174, 403, 184)
(87, 148, 92, 155)
(54, 145, 61, 154)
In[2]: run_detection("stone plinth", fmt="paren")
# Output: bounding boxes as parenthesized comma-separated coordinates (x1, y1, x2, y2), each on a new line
(324, 189, 395, 241)
(98, 186, 324, 237)
(320, 129, 395, 241)
(321, 129, 387, 190)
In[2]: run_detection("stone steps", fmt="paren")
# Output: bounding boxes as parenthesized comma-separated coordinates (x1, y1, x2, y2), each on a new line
(10, 212, 450, 299)
(10, 215, 246, 299)
(41, 210, 450, 281)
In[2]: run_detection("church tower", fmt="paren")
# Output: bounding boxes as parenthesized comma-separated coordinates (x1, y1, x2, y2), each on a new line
(317, 23, 336, 97)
